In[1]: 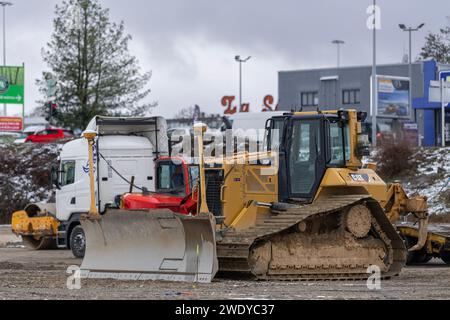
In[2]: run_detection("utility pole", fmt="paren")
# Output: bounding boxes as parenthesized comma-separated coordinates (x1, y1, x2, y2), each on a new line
(399, 23, 425, 145)
(371, 0, 378, 147)
(332, 40, 345, 68)
(0, 1, 11, 117)
(235, 55, 251, 112)
(441, 77, 445, 147)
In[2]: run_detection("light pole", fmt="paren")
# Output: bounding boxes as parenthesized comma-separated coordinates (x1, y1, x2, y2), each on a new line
(371, 0, 378, 147)
(399, 23, 425, 137)
(332, 40, 345, 68)
(235, 55, 251, 112)
(0, 1, 12, 117)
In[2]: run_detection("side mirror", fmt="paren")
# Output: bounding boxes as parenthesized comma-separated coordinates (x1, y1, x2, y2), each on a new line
(51, 166, 61, 190)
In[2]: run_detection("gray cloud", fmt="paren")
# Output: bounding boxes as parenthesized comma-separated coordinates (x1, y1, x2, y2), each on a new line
(5, 0, 450, 118)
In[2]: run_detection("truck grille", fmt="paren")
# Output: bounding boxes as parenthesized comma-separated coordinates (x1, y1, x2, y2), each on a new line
(205, 169, 224, 218)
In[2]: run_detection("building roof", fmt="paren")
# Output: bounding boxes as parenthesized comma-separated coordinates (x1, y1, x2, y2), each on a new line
(279, 61, 429, 74)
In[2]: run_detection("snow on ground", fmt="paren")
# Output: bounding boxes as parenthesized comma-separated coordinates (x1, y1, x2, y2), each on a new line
(403, 148, 450, 215)
(0, 225, 22, 248)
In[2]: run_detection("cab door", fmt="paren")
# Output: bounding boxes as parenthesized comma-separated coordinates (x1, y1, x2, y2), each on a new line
(285, 117, 327, 202)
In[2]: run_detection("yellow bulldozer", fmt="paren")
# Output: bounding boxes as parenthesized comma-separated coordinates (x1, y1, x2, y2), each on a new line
(78, 109, 430, 282)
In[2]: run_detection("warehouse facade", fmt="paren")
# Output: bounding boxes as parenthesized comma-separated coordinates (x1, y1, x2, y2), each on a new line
(278, 59, 450, 147)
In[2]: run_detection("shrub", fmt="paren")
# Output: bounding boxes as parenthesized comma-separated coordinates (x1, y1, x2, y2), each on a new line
(375, 139, 417, 180)
(0, 143, 59, 224)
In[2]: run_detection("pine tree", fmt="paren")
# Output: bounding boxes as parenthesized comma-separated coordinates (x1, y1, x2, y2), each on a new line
(420, 26, 450, 64)
(37, 0, 156, 130)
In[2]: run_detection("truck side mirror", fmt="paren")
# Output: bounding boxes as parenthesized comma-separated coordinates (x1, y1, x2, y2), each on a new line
(51, 166, 61, 190)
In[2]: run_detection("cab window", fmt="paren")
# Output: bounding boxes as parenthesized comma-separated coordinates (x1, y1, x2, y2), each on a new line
(188, 166, 199, 192)
(328, 121, 350, 166)
(157, 162, 186, 195)
(267, 118, 285, 152)
(61, 161, 76, 186)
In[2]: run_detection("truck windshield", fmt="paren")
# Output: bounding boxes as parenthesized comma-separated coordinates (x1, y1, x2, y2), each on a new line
(328, 120, 350, 167)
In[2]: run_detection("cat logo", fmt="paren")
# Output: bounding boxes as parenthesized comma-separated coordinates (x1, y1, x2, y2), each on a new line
(350, 173, 370, 182)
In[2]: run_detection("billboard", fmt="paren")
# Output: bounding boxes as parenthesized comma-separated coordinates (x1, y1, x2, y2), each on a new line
(0, 66, 25, 105)
(376, 76, 410, 119)
(0, 117, 23, 132)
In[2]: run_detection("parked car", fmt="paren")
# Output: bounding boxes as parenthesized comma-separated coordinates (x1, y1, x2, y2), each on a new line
(25, 128, 75, 144)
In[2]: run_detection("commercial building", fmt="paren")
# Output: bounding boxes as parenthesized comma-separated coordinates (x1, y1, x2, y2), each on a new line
(278, 59, 450, 147)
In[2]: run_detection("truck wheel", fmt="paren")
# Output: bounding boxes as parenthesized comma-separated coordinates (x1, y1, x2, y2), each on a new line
(440, 251, 450, 265)
(70, 226, 86, 259)
(22, 236, 57, 250)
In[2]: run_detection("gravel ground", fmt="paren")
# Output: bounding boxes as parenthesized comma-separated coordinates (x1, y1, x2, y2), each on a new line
(0, 246, 450, 300)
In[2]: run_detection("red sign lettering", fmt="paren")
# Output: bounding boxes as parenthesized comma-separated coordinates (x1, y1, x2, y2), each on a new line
(0, 117, 23, 132)
(222, 96, 237, 115)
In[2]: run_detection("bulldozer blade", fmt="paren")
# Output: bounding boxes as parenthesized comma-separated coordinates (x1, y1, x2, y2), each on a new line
(80, 209, 218, 283)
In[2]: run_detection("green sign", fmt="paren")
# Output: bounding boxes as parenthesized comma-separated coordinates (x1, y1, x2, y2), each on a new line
(0, 66, 24, 105)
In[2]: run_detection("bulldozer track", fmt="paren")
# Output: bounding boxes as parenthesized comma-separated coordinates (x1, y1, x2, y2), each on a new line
(217, 195, 406, 281)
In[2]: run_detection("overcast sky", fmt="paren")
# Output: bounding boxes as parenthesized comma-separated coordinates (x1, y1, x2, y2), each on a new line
(5, 0, 450, 118)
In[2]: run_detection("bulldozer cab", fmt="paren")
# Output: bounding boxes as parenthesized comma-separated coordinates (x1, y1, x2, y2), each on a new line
(266, 110, 368, 203)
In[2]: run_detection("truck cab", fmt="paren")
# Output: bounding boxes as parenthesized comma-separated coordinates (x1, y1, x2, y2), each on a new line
(52, 134, 158, 256)
(12, 116, 169, 258)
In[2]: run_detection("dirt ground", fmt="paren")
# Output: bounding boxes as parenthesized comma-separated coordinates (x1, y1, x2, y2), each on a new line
(1, 242, 450, 300)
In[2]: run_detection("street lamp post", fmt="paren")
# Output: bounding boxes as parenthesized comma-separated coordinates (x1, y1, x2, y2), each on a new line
(371, 0, 378, 148)
(0, 1, 12, 117)
(235, 55, 251, 112)
(399, 23, 425, 145)
(332, 40, 345, 68)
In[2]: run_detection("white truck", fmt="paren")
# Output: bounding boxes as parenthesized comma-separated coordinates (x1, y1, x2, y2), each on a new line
(11, 116, 169, 258)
